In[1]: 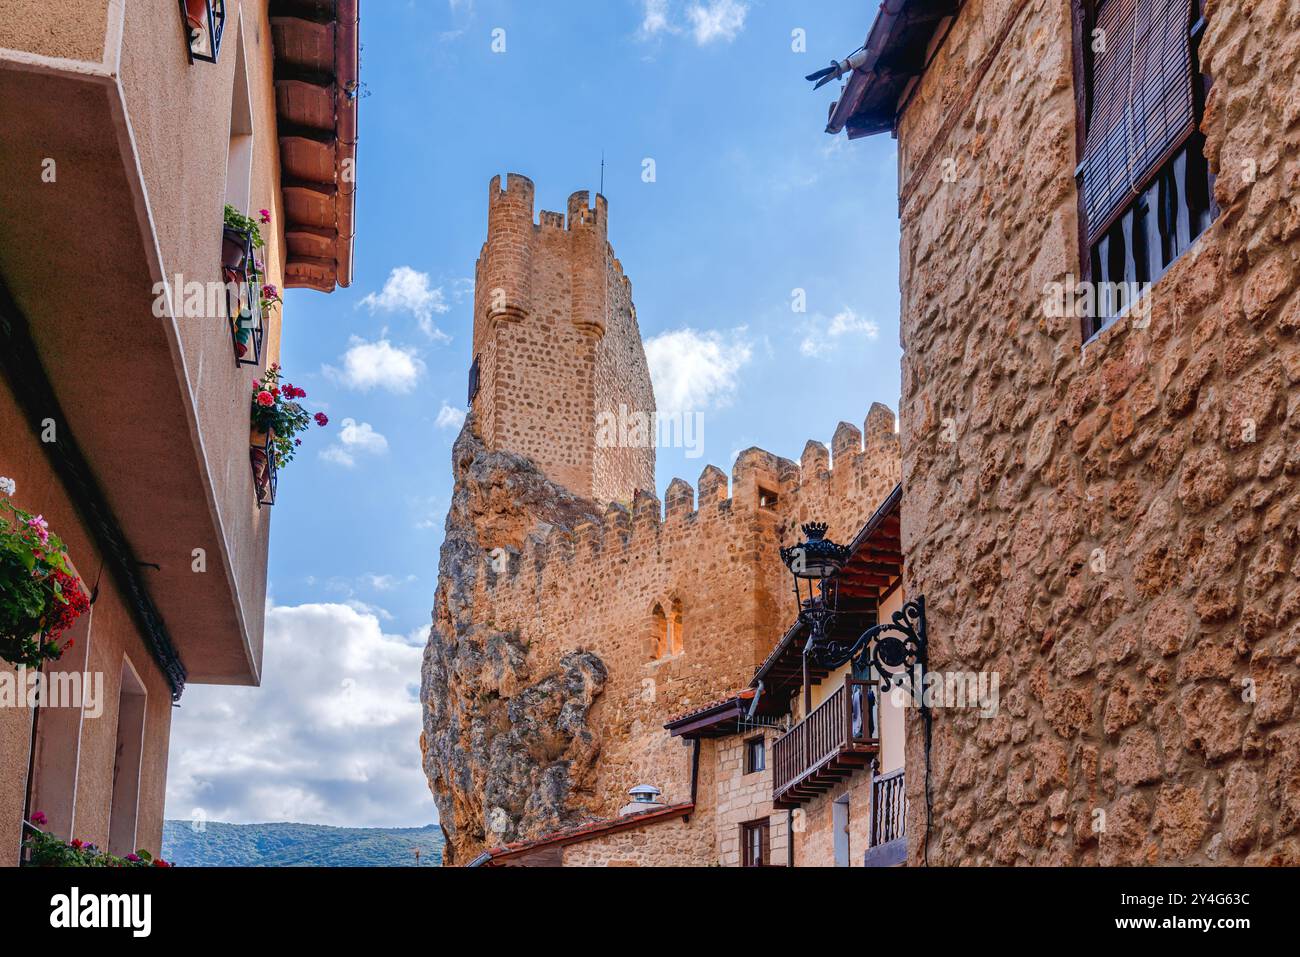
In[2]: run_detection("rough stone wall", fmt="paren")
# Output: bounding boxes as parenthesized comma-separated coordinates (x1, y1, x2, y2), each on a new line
(713, 729, 788, 866)
(471, 174, 655, 504)
(561, 814, 716, 867)
(895, 0, 1300, 865)
(593, 255, 657, 504)
(424, 404, 901, 864)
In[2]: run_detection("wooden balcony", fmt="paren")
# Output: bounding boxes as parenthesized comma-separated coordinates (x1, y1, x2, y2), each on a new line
(773, 676, 878, 809)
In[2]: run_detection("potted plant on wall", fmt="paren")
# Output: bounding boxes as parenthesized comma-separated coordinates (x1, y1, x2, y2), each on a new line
(23, 816, 173, 867)
(0, 479, 90, 669)
(249, 365, 329, 504)
(222, 204, 264, 272)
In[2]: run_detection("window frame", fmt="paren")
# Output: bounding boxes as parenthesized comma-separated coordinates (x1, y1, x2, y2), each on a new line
(1070, 0, 1217, 342)
(741, 818, 771, 867)
(744, 734, 766, 775)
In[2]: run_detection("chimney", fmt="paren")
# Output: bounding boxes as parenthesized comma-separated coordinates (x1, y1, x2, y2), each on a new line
(619, 784, 665, 816)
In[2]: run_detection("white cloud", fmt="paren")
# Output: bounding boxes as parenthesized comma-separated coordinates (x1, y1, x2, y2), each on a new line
(166, 602, 432, 828)
(435, 402, 466, 431)
(638, 0, 747, 45)
(638, 0, 676, 38)
(320, 418, 389, 468)
(645, 327, 752, 413)
(686, 0, 748, 44)
(359, 267, 451, 340)
(363, 573, 417, 592)
(326, 337, 425, 394)
(800, 308, 880, 358)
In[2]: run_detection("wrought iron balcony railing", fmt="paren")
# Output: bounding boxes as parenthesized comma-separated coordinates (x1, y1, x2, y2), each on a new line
(179, 0, 226, 64)
(773, 675, 878, 809)
(222, 224, 265, 368)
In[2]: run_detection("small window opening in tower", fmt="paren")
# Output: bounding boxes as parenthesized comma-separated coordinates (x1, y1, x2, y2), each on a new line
(651, 604, 668, 660)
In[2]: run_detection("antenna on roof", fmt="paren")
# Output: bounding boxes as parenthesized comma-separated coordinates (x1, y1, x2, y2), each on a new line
(599, 150, 605, 197)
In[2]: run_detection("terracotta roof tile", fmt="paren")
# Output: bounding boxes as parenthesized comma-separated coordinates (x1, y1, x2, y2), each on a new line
(664, 688, 754, 726)
(477, 802, 695, 864)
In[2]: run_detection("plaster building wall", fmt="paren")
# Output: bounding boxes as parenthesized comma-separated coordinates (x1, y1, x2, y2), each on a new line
(894, 0, 1300, 865)
(118, 0, 283, 665)
(0, 0, 297, 864)
(0, 0, 111, 62)
(0, 375, 173, 865)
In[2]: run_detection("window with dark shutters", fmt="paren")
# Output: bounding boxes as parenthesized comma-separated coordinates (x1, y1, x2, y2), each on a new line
(1073, 0, 1217, 340)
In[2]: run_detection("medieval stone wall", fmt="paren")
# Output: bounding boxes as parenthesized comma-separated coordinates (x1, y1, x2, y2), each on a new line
(424, 403, 900, 863)
(895, 0, 1300, 865)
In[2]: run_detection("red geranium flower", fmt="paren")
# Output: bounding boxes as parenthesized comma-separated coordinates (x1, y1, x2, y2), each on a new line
(314, 412, 329, 427)
(259, 209, 271, 224)
(256, 391, 275, 407)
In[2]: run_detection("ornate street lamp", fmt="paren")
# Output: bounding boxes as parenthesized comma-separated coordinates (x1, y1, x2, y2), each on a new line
(779, 521, 928, 707)
(779, 521, 850, 632)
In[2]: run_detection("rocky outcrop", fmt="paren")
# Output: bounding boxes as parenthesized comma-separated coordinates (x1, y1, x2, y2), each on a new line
(421, 416, 607, 865)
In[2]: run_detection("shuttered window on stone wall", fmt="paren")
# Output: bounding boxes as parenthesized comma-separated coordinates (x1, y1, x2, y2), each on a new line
(1080, 0, 1195, 243)
(1075, 0, 1217, 340)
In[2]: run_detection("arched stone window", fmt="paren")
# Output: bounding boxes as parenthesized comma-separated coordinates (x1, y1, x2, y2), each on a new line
(669, 598, 684, 655)
(651, 603, 669, 660)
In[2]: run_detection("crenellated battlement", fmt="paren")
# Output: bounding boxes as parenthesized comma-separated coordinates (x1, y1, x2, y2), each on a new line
(478, 403, 901, 598)
(485, 173, 610, 236)
(446, 397, 902, 846)
(471, 173, 656, 503)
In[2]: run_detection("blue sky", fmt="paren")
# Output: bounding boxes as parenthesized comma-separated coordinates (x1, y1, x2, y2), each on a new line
(166, 0, 898, 829)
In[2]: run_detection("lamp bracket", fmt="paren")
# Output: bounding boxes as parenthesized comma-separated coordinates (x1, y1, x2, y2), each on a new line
(808, 596, 928, 708)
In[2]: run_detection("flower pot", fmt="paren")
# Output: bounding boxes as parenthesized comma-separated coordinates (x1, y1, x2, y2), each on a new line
(185, 0, 209, 30)
(222, 227, 249, 270)
(249, 426, 275, 496)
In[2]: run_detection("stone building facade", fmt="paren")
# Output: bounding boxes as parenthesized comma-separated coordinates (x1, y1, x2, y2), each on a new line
(422, 176, 902, 864)
(822, 0, 1300, 865)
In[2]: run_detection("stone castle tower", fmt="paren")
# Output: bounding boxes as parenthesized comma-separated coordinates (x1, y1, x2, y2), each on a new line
(423, 174, 902, 865)
(469, 173, 656, 503)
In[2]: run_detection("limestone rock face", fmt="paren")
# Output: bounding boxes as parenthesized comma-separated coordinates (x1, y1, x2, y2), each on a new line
(421, 417, 607, 865)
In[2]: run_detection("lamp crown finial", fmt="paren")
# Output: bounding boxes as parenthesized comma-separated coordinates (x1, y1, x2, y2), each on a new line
(802, 521, 829, 541)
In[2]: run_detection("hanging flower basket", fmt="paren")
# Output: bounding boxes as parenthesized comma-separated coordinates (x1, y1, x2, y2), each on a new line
(248, 365, 329, 506)
(222, 226, 251, 271)
(222, 204, 264, 271)
(0, 484, 89, 669)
